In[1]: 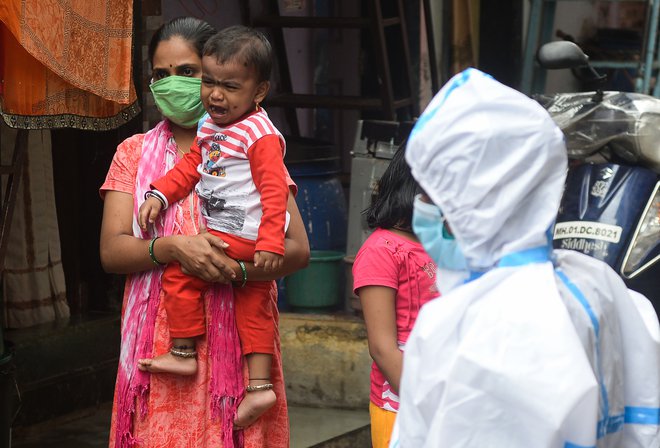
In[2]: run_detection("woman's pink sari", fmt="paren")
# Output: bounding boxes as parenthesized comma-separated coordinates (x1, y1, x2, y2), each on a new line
(105, 121, 289, 448)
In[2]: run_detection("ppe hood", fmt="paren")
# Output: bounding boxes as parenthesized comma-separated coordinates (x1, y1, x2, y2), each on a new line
(406, 69, 568, 270)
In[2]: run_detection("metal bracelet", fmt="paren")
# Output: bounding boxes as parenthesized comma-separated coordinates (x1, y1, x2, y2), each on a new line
(246, 383, 274, 392)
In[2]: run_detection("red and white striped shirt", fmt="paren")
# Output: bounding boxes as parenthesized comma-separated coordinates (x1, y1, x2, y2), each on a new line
(151, 109, 289, 255)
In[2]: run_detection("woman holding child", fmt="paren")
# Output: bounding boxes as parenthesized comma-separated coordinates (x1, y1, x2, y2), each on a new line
(100, 17, 309, 447)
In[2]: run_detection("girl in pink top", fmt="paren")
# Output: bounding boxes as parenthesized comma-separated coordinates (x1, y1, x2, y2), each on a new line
(352, 145, 440, 448)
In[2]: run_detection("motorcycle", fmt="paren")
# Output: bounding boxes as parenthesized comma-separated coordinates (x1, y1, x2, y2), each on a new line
(535, 41, 660, 312)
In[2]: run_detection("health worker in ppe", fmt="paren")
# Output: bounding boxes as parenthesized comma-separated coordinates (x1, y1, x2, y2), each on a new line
(390, 68, 660, 448)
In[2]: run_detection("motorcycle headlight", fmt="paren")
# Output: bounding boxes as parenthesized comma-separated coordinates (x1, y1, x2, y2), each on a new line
(621, 182, 660, 278)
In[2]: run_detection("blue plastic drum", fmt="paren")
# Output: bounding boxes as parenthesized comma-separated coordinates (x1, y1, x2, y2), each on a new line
(291, 172, 347, 251)
(285, 137, 348, 252)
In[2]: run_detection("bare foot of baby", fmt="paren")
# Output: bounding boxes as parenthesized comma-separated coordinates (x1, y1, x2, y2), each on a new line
(234, 387, 277, 428)
(137, 352, 197, 376)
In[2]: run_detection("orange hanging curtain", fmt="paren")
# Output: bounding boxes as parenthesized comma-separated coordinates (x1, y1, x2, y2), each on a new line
(0, 0, 139, 130)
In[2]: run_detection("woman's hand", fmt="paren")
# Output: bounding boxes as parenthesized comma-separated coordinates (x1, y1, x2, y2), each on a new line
(100, 190, 309, 282)
(174, 232, 237, 283)
(100, 191, 237, 282)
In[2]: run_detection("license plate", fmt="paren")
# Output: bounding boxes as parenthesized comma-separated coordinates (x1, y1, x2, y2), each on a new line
(553, 221, 623, 244)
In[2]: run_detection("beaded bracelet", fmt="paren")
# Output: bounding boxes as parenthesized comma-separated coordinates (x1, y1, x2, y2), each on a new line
(148, 237, 164, 266)
(236, 260, 247, 287)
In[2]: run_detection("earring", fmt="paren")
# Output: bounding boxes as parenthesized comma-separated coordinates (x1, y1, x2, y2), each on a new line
(255, 102, 260, 112)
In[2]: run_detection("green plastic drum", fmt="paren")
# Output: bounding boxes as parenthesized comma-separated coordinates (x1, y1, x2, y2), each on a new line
(285, 250, 345, 312)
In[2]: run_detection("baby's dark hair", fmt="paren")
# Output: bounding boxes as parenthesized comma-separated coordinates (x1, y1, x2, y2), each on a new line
(148, 17, 217, 66)
(203, 25, 272, 82)
(365, 142, 420, 231)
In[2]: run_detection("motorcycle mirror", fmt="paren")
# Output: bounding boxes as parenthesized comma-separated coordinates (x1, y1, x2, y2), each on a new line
(536, 41, 589, 69)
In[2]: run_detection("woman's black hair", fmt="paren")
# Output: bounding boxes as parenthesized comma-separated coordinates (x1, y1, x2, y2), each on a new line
(365, 141, 420, 231)
(148, 17, 217, 65)
(203, 25, 272, 82)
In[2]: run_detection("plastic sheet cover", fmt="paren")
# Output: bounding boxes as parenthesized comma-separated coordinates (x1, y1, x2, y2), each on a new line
(535, 92, 660, 172)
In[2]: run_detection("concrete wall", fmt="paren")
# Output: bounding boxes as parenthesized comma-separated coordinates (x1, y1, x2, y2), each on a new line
(280, 313, 371, 409)
(544, 2, 598, 93)
(524, 1, 645, 94)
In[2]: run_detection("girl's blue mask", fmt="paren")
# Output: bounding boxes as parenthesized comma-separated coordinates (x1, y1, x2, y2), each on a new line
(412, 195, 467, 271)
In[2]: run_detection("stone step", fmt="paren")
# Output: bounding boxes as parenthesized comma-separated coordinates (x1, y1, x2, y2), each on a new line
(11, 403, 370, 447)
(6, 311, 374, 444)
(12, 403, 111, 448)
(290, 405, 370, 447)
(5, 313, 120, 427)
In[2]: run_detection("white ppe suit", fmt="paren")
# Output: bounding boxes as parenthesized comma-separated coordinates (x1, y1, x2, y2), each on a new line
(392, 68, 660, 448)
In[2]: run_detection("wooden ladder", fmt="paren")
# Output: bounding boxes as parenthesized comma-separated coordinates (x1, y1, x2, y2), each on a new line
(242, 0, 438, 136)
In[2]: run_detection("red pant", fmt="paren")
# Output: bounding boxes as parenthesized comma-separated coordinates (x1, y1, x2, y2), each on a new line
(161, 230, 275, 355)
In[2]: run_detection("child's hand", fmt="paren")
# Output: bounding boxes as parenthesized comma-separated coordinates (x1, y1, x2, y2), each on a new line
(138, 197, 163, 231)
(254, 251, 284, 273)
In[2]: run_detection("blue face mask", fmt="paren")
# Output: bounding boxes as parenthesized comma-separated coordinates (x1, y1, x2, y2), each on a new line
(412, 195, 467, 271)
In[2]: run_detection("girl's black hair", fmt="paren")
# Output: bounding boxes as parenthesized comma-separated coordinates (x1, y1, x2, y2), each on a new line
(365, 142, 420, 231)
(203, 25, 272, 82)
(148, 17, 217, 65)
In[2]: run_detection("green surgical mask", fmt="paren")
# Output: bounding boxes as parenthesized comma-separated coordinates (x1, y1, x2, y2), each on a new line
(149, 76, 206, 128)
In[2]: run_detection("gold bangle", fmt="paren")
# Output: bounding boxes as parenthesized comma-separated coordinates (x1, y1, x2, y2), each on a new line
(246, 383, 273, 392)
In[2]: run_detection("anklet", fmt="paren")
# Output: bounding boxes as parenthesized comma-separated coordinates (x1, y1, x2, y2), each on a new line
(170, 348, 197, 358)
(246, 383, 274, 392)
(173, 344, 195, 350)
